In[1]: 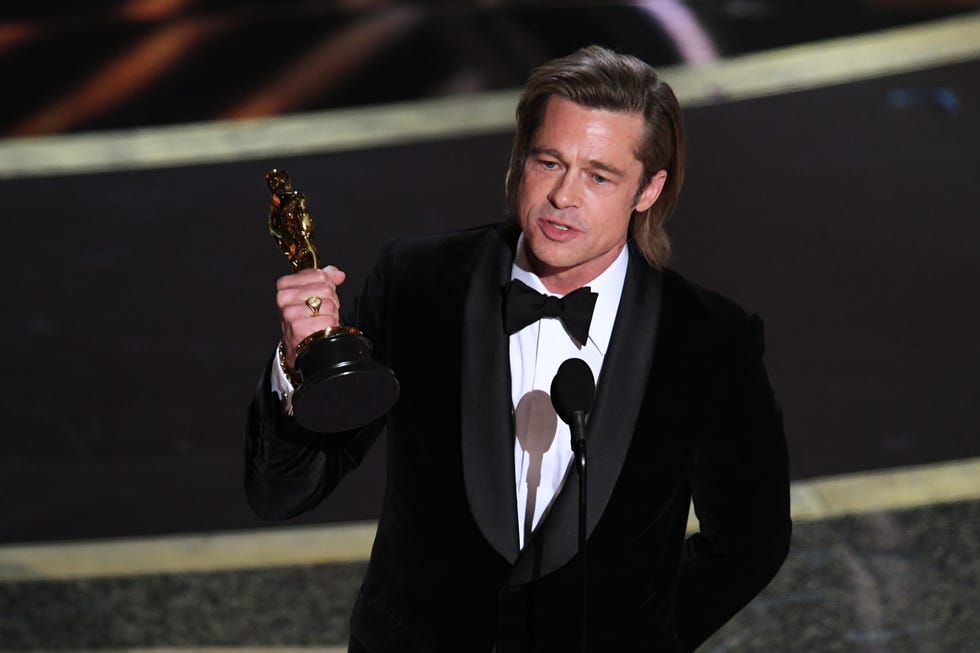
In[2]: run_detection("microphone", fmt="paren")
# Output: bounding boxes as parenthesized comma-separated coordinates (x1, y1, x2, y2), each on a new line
(551, 357, 596, 650)
(551, 358, 596, 454)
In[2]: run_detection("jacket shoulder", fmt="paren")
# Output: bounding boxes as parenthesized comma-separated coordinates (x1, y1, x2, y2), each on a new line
(663, 268, 752, 319)
(661, 268, 763, 353)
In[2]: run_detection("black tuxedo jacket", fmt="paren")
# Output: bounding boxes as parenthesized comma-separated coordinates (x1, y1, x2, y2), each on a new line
(245, 223, 791, 652)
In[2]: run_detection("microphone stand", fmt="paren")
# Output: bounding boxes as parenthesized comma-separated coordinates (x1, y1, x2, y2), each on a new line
(550, 357, 595, 653)
(570, 410, 588, 653)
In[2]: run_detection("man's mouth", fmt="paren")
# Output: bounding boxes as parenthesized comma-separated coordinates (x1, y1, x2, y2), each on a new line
(537, 216, 579, 240)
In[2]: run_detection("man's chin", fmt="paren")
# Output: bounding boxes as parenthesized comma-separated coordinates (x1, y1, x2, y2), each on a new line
(526, 248, 580, 278)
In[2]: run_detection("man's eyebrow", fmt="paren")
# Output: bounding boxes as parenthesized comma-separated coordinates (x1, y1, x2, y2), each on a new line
(528, 147, 561, 159)
(588, 159, 626, 178)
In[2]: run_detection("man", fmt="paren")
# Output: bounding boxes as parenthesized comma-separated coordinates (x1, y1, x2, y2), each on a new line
(245, 46, 791, 652)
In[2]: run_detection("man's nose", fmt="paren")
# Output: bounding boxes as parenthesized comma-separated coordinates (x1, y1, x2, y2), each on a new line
(548, 172, 581, 209)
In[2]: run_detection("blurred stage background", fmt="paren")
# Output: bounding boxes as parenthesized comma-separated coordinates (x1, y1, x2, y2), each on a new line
(1, 1, 979, 651)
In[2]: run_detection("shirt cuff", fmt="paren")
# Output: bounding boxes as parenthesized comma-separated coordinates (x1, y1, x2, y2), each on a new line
(271, 342, 296, 416)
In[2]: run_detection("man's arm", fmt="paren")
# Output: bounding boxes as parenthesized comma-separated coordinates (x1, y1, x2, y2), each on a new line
(244, 249, 393, 521)
(243, 356, 385, 520)
(674, 312, 792, 651)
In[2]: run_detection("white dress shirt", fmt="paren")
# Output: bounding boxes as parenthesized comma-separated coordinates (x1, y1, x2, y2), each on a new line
(509, 235, 627, 548)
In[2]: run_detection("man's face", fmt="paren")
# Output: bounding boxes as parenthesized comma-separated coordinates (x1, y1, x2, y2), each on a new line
(516, 97, 665, 294)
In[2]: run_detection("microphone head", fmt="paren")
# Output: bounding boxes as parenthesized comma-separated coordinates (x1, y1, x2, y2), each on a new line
(550, 358, 596, 425)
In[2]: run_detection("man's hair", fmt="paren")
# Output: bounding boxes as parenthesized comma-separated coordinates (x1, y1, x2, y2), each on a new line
(505, 45, 686, 268)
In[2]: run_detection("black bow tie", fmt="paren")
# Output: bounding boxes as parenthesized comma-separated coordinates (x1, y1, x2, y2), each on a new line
(503, 279, 598, 345)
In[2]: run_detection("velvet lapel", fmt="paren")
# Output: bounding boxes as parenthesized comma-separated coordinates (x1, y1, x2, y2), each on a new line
(507, 243, 664, 585)
(461, 223, 522, 564)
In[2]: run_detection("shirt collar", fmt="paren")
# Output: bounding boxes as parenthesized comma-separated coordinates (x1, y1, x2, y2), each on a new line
(510, 233, 628, 355)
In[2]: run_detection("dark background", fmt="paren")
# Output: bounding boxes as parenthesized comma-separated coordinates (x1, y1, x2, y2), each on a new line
(1, 2, 978, 544)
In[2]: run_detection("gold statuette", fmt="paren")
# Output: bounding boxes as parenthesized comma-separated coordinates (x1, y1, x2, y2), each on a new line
(265, 169, 399, 433)
(267, 168, 320, 271)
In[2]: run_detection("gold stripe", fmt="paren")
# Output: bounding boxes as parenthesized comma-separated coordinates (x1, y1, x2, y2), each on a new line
(2, 457, 978, 582)
(0, 12, 977, 178)
(0, 521, 376, 582)
(0, 90, 520, 179)
(789, 456, 980, 522)
(667, 9, 980, 107)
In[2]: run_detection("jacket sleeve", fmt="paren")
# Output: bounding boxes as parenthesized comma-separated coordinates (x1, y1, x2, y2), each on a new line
(243, 244, 394, 521)
(674, 312, 792, 651)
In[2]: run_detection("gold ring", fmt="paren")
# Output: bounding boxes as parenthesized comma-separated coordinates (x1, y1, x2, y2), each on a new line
(305, 296, 322, 317)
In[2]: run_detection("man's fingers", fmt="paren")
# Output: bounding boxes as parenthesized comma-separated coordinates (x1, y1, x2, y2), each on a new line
(274, 265, 347, 369)
(275, 269, 345, 318)
(278, 287, 340, 315)
(276, 266, 346, 291)
(276, 268, 322, 290)
(323, 265, 346, 286)
(281, 301, 340, 324)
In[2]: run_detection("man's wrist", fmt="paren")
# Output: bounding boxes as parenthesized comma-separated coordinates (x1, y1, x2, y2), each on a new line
(277, 341, 302, 387)
(272, 342, 299, 416)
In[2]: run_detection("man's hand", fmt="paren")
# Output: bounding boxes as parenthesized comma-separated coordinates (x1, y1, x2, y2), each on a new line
(276, 265, 346, 369)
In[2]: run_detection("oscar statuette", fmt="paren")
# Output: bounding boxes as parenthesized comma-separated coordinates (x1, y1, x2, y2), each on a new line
(266, 169, 399, 432)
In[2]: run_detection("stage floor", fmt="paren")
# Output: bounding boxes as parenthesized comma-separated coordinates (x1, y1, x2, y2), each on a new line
(4, 497, 979, 651)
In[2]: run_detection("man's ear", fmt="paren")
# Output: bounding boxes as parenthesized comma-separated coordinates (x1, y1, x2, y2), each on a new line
(634, 169, 668, 213)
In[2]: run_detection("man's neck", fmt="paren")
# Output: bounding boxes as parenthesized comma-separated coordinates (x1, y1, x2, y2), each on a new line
(525, 246, 626, 296)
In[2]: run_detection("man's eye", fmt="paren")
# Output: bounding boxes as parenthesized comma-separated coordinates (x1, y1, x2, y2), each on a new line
(541, 160, 558, 169)
(593, 174, 609, 184)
